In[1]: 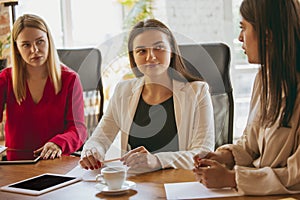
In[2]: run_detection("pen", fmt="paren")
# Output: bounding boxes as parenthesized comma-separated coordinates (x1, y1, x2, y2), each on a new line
(103, 157, 121, 163)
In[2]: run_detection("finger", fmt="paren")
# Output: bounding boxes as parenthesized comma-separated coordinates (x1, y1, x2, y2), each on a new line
(57, 150, 62, 158)
(192, 167, 204, 175)
(121, 146, 148, 162)
(124, 152, 140, 166)
(194, 158, 202, 168)
(83, 150, 102, 170)
(50, 150, 58, 159)
(121, 149, 136, 162)
(192, 168, 203, 182)
(43, 149, 53, 160)
(130, 146, 147, 153)
(33, 147, 43, 156)
(90, 148, 103, 165)
(39, 147, 49, 159)
(126, 151, 147, 166)
(199, 159, 217, 168)
(194, 173, 201, 182)
(79, 158, 90, 170)
(90, 148, 103, 168)
(193, 154, 201, 163)
(204, 152, 212, 158)
(86, 151, 97, 170)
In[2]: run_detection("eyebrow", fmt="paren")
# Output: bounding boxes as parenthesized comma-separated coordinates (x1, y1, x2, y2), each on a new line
(134, 41, 165, 49)
(18, 36, 45, 43)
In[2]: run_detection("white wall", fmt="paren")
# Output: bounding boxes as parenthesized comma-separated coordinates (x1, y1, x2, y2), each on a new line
(153, 0, 233, 46)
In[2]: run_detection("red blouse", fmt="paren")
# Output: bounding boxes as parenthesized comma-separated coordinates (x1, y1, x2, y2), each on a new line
(0, 66, 87, 160)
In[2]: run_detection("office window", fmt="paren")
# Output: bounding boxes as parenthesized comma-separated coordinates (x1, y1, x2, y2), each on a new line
(15, 0, 122, 48)
(231, 0, 258, 140)
(16, 0, 63, 46)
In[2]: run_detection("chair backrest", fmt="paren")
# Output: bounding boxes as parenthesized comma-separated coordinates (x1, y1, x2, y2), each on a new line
(57, 48, 104, 133)
(178, 43, 234, 148)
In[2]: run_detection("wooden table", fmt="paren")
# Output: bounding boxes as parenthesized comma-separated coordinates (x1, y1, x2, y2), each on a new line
(1, 156, 300, 200)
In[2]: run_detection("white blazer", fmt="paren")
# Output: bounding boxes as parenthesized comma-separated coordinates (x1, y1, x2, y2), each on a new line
(83, 77, 215, 169)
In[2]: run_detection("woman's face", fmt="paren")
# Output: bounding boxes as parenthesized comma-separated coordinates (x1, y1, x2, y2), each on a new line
(238, 18, 259, 64)
(16, 27, 49, 68)
(132, 30, 172, 78)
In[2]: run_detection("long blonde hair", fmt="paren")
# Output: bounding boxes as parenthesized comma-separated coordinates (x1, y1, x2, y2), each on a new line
(11, 14, 61, 104)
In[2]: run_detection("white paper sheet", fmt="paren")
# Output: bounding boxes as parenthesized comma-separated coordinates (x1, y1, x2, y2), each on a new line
(164, 182, 241, 199)
(66, 161, 135, 181)
(0, 145, 7, 154)
(66, 165, 99, 181)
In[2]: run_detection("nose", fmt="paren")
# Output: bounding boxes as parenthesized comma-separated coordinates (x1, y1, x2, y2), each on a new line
(31, 43, 39, 53)
(146, 48, 157, 61)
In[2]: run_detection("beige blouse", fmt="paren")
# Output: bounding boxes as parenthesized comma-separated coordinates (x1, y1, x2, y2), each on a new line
(220, 72, 300, 195)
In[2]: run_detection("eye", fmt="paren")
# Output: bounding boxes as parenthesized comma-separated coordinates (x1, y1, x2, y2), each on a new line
(239, 25, 245, 31)
(154, 45, 165, 51)
(36, 39, 45, 45)
(21, 43, 30, 48)
(135, 48, 146, 54)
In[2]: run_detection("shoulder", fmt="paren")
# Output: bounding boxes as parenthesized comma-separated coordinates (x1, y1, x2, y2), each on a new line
(0, 67, 12, 80)
(179, 80, 210, 94)
(113, 78, 142, 97)
(61, 65, 79, 81)
(0, 67, 12, 75)
(188, 80, 209, 90)
(115, 78, 140, 87)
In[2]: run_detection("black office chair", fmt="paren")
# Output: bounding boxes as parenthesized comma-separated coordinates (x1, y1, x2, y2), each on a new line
(179, 43, 234, 148)
(57, 48, 104, 137)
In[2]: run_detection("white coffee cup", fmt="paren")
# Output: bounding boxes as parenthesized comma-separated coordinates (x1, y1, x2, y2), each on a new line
(96, 166, 126, 190)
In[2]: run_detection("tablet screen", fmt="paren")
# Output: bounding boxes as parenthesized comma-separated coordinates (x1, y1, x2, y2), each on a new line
(9, 174, 76, 191)
(1, 173, 80, 195)
(0, 149, 40, 164)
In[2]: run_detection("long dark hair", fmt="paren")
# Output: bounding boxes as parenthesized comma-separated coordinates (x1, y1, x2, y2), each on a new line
(127, 19, 202, 82)
(240, 0, 300, 127)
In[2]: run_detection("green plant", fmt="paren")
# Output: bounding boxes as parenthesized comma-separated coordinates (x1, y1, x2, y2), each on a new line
(117, 0, 154, 56)
(0, 34, 11, 59)
(119, 0, 154, 31)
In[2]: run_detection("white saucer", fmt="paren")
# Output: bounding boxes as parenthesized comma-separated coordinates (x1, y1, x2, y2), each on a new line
(95, 181, 136, 195)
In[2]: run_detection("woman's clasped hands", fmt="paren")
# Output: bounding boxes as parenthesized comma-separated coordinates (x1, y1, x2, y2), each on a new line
(193, 150, 236, 189)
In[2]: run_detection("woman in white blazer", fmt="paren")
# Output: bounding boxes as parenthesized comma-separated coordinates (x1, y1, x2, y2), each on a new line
(80, 19, 215, 173)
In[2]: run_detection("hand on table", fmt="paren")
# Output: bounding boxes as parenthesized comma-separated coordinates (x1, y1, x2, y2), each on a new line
(33, 142, 62, 160)
(194, 149, 235, 169)
(193, 158, 236, 189)
(121, 146, 161, 173)
(79, 147, 103, 170)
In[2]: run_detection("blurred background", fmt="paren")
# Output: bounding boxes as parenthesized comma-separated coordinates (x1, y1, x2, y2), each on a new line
(0, 0, 259, 144)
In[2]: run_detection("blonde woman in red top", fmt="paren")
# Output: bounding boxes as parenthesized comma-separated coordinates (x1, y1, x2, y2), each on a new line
(0, 14, 87, 160)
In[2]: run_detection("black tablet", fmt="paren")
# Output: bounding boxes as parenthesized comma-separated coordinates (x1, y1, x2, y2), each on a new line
(0, 173, 81, 195)
(0, 149, 41, 164)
